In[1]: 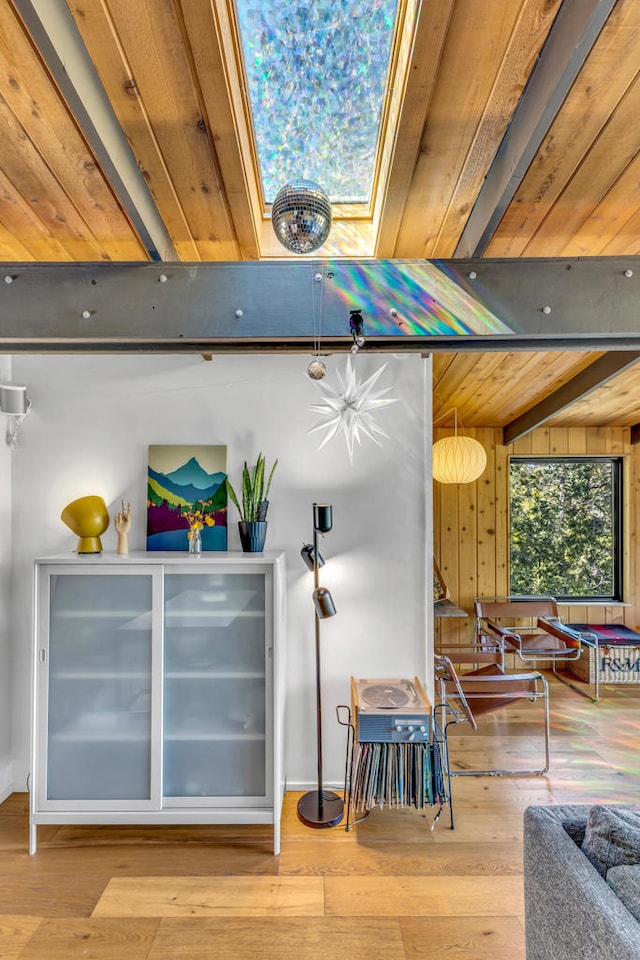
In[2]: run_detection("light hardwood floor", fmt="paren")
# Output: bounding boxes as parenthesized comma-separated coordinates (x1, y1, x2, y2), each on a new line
(1, 676, 639, 959)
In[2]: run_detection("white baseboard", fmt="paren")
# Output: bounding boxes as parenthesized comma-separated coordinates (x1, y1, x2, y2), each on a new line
(0, 757, 13, 804)
(285, 781, 345, 792)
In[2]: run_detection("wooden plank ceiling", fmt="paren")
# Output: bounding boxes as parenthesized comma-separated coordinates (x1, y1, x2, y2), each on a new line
(1, 0, 640, 431)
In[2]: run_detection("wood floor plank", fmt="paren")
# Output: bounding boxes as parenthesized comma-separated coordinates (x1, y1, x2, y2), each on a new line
(0, 915, 42, 960)
(278, 839, 523, 876)
(14, 918, 158, 960)
(92, 877, 325, 918)
(325, 876, 523, 917)
(400, 916, 526, 959)
(149, 917, 404, 960)
(0, 675, 638, 960)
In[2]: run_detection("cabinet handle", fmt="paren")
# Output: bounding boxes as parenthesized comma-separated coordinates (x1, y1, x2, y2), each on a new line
(39, 649, 46, 663)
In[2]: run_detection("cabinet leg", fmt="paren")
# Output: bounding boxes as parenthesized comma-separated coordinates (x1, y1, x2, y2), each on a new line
(273, 819, 280, 856)
(29, 822, 37, 855)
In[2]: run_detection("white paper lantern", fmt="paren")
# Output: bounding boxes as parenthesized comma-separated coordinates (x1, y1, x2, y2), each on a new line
(432, 435, 487, 484)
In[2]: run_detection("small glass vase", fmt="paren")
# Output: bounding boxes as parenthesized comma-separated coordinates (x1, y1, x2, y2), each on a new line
(188, 527, 202, 556)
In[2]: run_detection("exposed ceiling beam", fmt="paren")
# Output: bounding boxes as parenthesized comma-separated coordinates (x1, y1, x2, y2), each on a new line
(503, 350, 640, 444)
(0, 258, 640, 354)
(11, 0, 177, 262)
(630, 423, 640, 445)
(454, 0, 618, 258)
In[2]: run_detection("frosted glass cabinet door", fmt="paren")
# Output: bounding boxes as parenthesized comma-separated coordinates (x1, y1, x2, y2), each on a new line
(163, 571, 268, 800)
(45, 572, 153, 801)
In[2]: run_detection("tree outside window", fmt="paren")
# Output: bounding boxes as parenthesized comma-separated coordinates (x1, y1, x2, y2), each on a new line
(509, 457, 622, 601)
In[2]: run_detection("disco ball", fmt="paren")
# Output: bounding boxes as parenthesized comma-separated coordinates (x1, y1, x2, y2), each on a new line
(271, 179, 332, 254)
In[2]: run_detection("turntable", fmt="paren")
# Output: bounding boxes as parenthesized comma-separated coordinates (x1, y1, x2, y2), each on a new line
(351, 677, 431, 743)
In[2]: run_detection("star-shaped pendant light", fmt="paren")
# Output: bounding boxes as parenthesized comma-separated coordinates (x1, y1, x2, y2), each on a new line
(308, 357, 398, 462)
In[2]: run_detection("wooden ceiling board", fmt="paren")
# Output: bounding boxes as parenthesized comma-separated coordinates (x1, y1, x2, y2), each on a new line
(1, 2, 147, 261)
(545, 364, 640, 427)
(485, 0, 640, 257)
(374, 0, 454, 257)
(561, 150, 640, 257)
(0, 94, 109, 261)
(394, 0, 553, 259)
(600, 190, 640, 256)
(68, 0, 240, 261)
(0, 164, 73, 260)
(433, 350, 603, 426)
(520, 67, 640, 256)
(103, 0, 241, 259)
(427, 0, 563, 258)
(66, 0, 200, 261)
(177, 0, 260, 259)
(432, 351, 486, 413)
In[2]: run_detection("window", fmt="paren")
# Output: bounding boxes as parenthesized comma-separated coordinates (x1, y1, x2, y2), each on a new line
(509, 457, 623, 602)
(234, 0, 399, 203)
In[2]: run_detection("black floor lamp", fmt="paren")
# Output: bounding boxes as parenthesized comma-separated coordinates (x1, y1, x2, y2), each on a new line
(298, 502, 344, 828)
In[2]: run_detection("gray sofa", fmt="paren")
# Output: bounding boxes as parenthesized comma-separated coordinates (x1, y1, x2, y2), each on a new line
(524, 804, 640, 960)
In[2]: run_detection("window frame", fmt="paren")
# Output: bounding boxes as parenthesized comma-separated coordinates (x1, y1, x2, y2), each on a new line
(508, 455, 624, 603)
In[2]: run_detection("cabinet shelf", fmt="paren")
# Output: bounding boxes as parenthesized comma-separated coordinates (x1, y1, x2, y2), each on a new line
(51, 732, 148, 743)
(165, 733, 266, 742)
(165, 670, 265, 680)
(51, 671, 149, 681)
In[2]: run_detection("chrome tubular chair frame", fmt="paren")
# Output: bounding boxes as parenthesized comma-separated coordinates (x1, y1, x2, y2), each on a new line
(434, 651, 550, 778)
(474, 596, 599, 702)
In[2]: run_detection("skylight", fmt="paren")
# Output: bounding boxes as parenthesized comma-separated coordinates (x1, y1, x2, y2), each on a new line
(235, 0, 399, 205)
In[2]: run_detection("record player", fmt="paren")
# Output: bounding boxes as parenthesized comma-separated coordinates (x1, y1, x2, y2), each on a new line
(351, 677, 431, 743)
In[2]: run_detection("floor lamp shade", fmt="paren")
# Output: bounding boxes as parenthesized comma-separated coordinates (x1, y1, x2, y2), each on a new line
(301, 543, 324, 571)
(314, 503, 333, 533)
(313, 586, 336, 619)
(432, 435, 487, 484)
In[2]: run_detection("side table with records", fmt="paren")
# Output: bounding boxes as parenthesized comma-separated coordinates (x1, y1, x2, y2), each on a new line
(337, 677, 452, 831)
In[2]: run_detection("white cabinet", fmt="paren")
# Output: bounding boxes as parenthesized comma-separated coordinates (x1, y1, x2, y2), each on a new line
(31, 552, 286, 854)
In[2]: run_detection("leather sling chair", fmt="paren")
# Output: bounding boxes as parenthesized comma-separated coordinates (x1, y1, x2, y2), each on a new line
(434, 646, 550, 826)
(474, 596, 599, 702)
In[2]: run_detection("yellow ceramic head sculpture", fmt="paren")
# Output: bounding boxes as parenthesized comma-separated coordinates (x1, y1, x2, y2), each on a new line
(61, 496, 110, 554)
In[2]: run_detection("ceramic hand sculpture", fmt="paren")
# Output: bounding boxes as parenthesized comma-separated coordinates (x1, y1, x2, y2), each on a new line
(114, 499, 132, 555)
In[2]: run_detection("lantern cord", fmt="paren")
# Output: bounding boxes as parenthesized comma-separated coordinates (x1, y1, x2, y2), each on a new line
(310, 261, 324, 358)
(432, 406, 463, 435)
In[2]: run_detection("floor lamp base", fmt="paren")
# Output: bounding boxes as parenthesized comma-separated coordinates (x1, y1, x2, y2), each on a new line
(297, 789, 344, 828)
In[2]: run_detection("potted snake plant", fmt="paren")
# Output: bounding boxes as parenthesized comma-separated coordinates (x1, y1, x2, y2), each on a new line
(226, 453, 278, 552)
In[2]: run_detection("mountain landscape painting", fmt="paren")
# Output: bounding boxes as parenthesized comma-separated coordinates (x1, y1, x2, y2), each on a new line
(147, 445, 228, 551)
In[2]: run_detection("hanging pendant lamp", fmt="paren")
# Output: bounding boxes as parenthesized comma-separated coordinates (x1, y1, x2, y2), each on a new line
(432, 408, 487, 484)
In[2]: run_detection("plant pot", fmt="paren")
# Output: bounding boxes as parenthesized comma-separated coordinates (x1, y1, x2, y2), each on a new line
(238, 521, 268, 552)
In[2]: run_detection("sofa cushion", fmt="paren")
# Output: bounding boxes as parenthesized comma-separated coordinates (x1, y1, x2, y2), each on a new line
(582, 805, 640, 877)
(607, 864, 640, 923)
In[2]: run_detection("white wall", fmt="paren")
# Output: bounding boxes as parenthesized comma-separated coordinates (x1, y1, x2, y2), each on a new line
(0, 357, 13, 797)
(11, 352, 432, 791)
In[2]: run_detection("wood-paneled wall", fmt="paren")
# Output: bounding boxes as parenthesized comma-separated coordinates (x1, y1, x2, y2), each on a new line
(434, 426, 640, 648)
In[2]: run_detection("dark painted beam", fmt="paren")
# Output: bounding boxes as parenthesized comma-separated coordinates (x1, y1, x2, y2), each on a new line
(503, 351, 640, 445)
(455, 0, 617, 258)
(0, 257, 639, 353)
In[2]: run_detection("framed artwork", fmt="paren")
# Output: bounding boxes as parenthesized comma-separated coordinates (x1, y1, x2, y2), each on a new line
(146, 444, 228, 551)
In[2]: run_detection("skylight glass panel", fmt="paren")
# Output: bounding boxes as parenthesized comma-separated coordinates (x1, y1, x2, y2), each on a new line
(235, 0, 399, 204)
